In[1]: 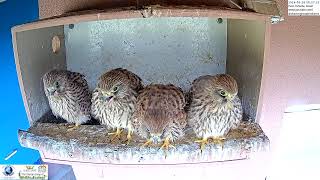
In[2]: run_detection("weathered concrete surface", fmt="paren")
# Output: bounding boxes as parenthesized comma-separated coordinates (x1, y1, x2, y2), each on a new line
(18, 122, 269, 164)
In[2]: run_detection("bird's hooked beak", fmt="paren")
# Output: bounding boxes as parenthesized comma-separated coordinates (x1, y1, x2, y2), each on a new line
(226, 94, 235, 101)
(226, 101, 233, 110)
(150, 133, 162, 144)
(47, 87, 56, 96)
(102, 91, 114, 102)
(224, 94, 235, 110)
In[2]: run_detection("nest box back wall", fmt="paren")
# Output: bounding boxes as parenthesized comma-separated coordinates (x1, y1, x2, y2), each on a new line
(15, 26, 67, 124)
(13, 12, 269, 125)
(227, 19, 266, 121)
(64, 17, 227, 91)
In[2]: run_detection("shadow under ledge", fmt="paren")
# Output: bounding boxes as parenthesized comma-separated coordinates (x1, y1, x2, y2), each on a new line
(18, 122, 269, 164)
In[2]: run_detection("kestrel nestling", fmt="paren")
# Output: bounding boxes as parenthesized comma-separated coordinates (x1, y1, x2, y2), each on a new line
(187, 74, 243, 150)
(43, 69, 91, 129)
(91, 68, 143, 143)
(133, 84, 187, 150)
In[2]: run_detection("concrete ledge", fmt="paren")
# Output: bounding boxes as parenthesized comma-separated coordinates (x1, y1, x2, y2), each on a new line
(18, 122, 269, 164)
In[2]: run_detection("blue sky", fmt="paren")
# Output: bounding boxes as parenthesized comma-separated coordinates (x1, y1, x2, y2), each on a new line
(0, 0, 40, 164)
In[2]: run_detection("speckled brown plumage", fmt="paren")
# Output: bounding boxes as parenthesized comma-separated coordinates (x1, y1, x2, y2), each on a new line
(187, 74, 243, 149)
(91, 68, 143, 141)
(43, 69, 91, 125)
(133, 84, 187, 149)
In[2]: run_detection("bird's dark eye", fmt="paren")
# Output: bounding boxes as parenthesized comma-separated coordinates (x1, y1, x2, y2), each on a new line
(112, 86, 119, 92)
(145, 126, 150, 133)
(55, 81, 60, 88)
(219, 90, 227, 97)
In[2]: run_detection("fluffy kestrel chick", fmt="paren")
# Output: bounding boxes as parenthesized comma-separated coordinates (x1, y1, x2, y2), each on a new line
(133, 84, 187, 150)
(91, 68, 143, 143)
(43, 69, 91, 129)
(187, 74, 243, 151)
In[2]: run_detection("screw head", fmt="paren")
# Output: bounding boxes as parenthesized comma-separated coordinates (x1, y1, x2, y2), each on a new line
(69, 24, 74, 29)
(217, 18, 223, 24)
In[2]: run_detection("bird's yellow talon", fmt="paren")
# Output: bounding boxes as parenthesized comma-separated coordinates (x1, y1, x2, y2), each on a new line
(195, 137, 208, 152)
(161, 137, 175, 150)
(108, 128, 123, 141)
(142, 139, 153, 147)
(160, 137, 174, 158)
(67, 124, 80, 131)
(126, 130, 133, 145)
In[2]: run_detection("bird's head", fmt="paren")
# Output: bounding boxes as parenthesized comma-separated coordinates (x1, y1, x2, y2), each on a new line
(97, 83, 126, 102)
(43, 70, 67, 97)
(96, 68, 142, 102)
(212, 74, 238, 108)
(194, 74, 238, 109)
(97, 77, 131, 102)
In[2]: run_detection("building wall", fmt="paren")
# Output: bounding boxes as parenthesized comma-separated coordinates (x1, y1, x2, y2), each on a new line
(259, 0, 320, 150)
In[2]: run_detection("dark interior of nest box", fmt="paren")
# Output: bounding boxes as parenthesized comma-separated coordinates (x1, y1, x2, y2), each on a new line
(14, 17, 266, 125)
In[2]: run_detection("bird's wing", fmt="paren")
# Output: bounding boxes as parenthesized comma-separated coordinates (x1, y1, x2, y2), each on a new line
(68, 71, 89, 88)
(132, 107, 150, 139)
(173, 110, 187, 128)
(230, 95, 243, 129)
(67, 71, 91, 115)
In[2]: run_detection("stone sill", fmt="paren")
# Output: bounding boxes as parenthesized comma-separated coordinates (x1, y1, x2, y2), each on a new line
(18, 122, 269, 164)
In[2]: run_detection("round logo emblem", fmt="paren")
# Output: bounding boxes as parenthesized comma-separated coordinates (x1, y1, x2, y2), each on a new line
(3, 165, 14, 176)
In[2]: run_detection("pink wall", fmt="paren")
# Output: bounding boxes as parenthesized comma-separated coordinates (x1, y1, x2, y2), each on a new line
(260, 0, 320, 148)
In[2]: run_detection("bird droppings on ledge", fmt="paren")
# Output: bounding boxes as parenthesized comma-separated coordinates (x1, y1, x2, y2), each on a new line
(18, 121, 269, 164)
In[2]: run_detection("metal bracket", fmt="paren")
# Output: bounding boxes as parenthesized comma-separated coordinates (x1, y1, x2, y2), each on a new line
(270, 15, 284, 24)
